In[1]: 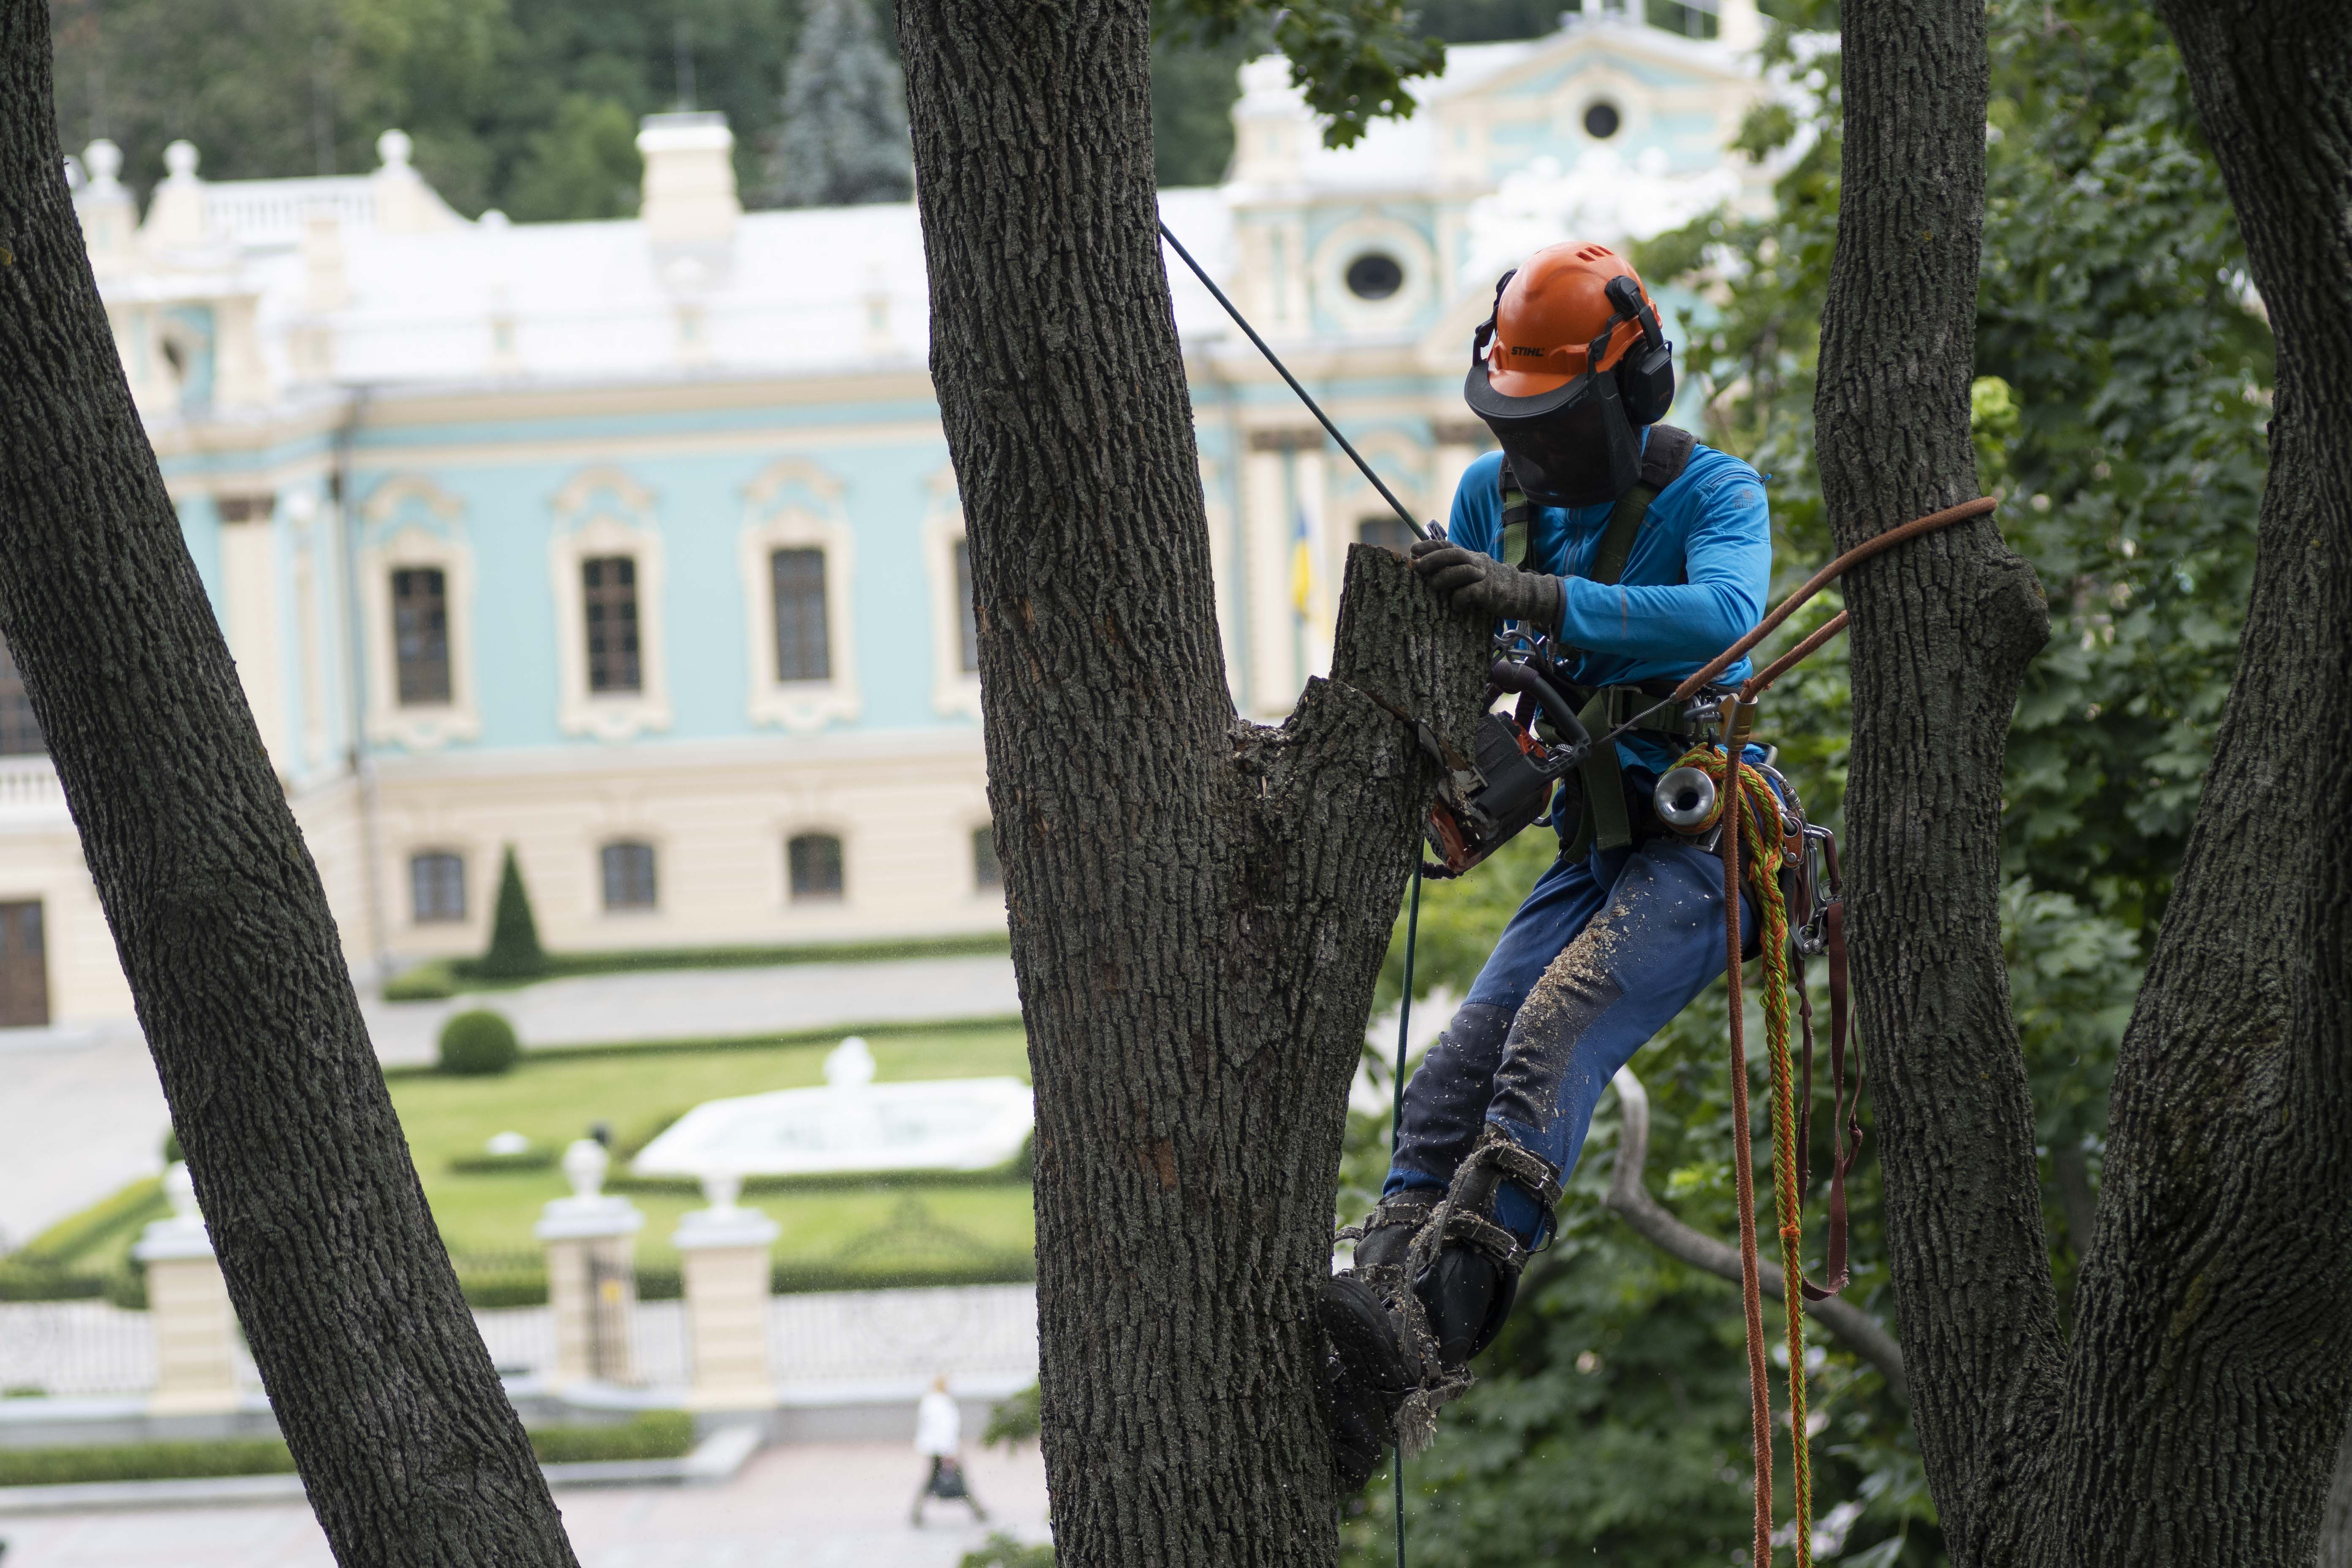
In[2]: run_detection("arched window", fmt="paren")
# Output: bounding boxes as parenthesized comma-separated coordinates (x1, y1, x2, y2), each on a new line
(409, 851, 467, 923)
(600, 840, 658, 910)
(972, 826, 1002, 892)
(788, 833, 845, 902)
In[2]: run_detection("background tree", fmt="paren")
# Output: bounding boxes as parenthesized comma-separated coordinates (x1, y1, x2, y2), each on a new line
(1819, 0, 2352, 1560)
(0, 2, 580, 1561)
(478, 846, 548, 980)
(892, 0, 1510, 1554)
(1340, 4, 2263, 1559)
(760, 0, 911, 207)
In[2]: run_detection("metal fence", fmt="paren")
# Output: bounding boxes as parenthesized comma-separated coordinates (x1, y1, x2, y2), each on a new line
(3, 1286, 1034, 1398)
(0, 1299, 259, 1398)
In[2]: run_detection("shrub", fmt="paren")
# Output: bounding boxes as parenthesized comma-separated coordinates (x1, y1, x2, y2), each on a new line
(983, 1382, 1040, 1450)
(0, 1259, 108, 1302)
(0, 1437, 295, 1487)
(475, 847, 548, 979)
(446, 1147, 558, 1174)
(0, 1418, 694, 1486)
(961, 1533, 1056, 1568)
(384, 962, 462, 1001)
(13, 1176, 166, 1269)
(528, 1411, 695, 1464)
(438, 1010, 521, 1075)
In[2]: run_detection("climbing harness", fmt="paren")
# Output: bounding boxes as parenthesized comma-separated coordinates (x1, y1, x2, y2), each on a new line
(1164, 207, 1997, 1568)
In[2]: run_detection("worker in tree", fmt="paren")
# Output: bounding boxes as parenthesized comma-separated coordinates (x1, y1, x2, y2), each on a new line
(1321, 241, 1772, 1488)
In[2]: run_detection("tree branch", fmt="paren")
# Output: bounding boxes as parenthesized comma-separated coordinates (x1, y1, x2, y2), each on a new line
(1604, 1068, 1908, 1400)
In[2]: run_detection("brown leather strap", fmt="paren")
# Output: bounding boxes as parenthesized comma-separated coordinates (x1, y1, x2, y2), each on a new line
(1799, 834, 1858, 1302)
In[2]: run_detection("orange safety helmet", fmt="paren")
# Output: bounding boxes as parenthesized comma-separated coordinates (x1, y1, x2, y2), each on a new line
(1485, 241, 1657, 397)
(1464, 240, 1677, 506)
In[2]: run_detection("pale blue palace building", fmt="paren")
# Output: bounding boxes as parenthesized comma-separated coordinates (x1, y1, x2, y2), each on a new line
(0, 3, 1774, 1027)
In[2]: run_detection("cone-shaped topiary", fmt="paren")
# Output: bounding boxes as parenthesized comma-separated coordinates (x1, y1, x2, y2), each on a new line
(477, 846, 547, 979)
(438, 1009, 520, 1075)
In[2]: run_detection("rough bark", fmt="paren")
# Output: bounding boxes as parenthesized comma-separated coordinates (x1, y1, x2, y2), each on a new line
(1604, 1067, 1907, 1399)
(0, 8, 578, 1565)
(2056, 4, 2352, 1561)
(1813, 3, 2060, 1559)
(893, 0, 1490, 1560)
(1824, 0, 2352, 1563)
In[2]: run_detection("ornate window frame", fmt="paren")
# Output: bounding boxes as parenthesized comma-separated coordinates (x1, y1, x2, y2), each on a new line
(923, 468, 983, 721)
(1312, 213, 1437, 337)
(738, 460, 860, 732)
(358, 476, 482, 751)
(549, 467, 671, 742)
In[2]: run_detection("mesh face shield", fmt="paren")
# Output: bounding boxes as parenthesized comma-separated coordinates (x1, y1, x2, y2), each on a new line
(1462, 363, 1642, 509)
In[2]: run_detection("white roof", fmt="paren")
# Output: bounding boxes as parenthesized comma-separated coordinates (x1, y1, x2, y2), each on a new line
(238, 188, 1236, 390)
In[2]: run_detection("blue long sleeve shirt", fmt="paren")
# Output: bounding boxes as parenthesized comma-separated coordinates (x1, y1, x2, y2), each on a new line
(1446, 439, 1772, 773)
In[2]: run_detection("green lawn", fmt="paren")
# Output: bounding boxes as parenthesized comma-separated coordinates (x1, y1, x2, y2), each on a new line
(40, 1026, 1037, 1283)
(392, 1025, 1036, 1272)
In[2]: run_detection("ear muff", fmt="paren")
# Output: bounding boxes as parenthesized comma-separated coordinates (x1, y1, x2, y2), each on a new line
(1603, 274, 1676, 426)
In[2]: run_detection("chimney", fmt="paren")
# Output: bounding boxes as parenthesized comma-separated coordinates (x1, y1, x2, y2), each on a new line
(636, 112, 740, 247)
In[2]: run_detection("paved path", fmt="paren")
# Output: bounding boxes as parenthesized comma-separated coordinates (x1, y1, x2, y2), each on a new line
(0, 956, 1022, 1242)
(0, 1027, 168, 1253)
(361, 953, 1023, 1067)
(0, 1440, 1049, 1567)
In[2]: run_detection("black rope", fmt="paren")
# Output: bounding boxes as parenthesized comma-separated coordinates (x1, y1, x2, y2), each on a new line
(1158, 220, 1435, 544)
(1389, 862, 1423, 1566)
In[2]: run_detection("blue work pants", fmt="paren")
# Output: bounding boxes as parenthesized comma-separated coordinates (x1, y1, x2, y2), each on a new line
(1382, 830, 1755, 1246)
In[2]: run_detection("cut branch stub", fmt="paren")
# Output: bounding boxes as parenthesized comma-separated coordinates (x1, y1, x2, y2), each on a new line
(1325, 541, 1493, 768)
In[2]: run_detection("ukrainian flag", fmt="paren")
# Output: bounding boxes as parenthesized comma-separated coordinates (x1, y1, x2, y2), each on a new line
(1290, 509, 1313, 619)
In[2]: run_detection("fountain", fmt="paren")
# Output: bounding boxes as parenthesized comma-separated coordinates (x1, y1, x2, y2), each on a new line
(629, 1036, 1033, 1179)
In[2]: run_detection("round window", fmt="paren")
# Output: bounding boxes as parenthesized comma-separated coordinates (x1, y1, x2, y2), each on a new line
(1345, 252, 1405, 301)
(1583, 101, 1622, 140)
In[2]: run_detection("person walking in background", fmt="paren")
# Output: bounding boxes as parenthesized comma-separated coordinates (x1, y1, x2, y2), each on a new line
(910, 1375, 988, 1527)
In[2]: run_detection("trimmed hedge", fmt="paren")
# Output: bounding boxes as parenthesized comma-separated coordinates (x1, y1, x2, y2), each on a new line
(15, 1176, 165, 1267)
(438, 1009, 521, 1075)
(528, 1410, 695, 1464)
(0, 1416, 696, 1488)
(446, 1147, 559, 1175)
(377, 1014, 1025, 1081)
(606, 1157, 1031, 1199)
(0, 1437, 294, 1487)
(453, 1252, 1035, 1310)
(0, 1259, 109, 1303)
(382, 931, 1012, 1001)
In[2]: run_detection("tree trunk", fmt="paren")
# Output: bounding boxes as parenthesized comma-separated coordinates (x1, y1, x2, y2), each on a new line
(1813, 2, 2061, 1559)
(2053, 3, 2352, 1561)
(1823, 0, 2352, 1563)
(0, 9, 578, 1565)
(893, 0, 1490, 1561)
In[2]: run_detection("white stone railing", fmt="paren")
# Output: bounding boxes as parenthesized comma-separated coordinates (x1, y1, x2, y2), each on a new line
(0, 754, 66, 827)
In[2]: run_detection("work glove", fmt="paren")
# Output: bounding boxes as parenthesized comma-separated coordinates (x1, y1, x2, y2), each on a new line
(1409, 538, 1565, 630)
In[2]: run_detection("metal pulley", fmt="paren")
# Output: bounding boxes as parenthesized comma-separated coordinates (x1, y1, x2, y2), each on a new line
(1653, 765, 1717, 830)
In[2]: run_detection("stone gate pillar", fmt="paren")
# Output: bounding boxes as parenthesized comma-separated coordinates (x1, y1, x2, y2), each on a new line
(536, 1139, 645, 1388)
(674, 1171, 779, 1411)
(132, 1162, 242, 1416)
